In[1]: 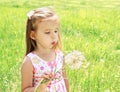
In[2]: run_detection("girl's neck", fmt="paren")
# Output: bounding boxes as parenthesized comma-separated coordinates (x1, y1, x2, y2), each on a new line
(34, 47, 56, 62)
(35, 47, 53, 53)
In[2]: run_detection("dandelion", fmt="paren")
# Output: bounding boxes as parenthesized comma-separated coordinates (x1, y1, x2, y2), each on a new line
(65, 50, 88, 70)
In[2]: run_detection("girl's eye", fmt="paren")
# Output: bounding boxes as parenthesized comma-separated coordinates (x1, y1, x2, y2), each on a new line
(45, 32, 50, 34)
(54, 30, 58, 33)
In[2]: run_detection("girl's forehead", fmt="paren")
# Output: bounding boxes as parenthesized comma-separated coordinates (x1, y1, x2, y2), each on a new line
(37, 16, 59, 31)
(43, 14, 59, 22)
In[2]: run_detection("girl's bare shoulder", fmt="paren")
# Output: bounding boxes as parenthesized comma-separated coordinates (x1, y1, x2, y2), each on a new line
(21, 56, 33, 73)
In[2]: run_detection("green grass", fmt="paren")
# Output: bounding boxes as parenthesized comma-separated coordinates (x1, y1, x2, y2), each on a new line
(0, 0, 120, 92)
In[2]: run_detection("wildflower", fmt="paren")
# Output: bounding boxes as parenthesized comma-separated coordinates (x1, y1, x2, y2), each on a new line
(65, 50, 87, 69)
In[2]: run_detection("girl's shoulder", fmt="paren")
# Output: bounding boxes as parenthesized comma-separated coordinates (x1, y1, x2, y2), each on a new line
(26, 52, 35, 59)
(56, 50, 64, 62)
(56, 50, 64, 56)
(21, 55, 33, 74)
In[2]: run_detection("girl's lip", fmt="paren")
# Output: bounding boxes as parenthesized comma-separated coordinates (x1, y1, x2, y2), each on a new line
(51, 41, 55, 45)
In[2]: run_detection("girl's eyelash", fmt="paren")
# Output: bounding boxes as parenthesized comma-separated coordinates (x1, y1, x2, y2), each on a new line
(45, 32, 50, 34)
(54, 30, 58, 33)
(45, 29, 58, 34)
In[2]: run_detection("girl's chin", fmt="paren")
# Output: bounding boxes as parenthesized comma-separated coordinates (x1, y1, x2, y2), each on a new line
(50, 45, 56, 49)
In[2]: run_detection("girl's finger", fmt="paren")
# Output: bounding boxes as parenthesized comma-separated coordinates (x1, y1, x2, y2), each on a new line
(45, 72, 54, 78)
(40, 73, 51, 79)
(44, 72, 52, 76)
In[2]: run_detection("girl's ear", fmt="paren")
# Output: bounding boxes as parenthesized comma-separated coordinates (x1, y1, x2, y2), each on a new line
(30, 31, 36, 40)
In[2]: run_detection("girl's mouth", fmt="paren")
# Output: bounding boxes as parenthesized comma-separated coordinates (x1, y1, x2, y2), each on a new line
(51, 41, 55, 45)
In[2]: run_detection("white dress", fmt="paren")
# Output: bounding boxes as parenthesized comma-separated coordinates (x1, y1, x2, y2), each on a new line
(27, 50, 67, 92)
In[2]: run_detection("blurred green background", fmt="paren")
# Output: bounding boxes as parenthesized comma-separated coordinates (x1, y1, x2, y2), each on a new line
(0, 0, 120, 92)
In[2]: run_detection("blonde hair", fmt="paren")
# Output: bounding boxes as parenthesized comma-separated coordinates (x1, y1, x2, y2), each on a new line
(25, 7, 62, 55)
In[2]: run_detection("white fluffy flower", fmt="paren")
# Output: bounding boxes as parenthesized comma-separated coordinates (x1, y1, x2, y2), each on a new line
(65, 50, 89, 70)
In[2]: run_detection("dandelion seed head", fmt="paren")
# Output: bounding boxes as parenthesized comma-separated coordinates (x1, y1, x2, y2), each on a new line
(65, 50, 87, 69)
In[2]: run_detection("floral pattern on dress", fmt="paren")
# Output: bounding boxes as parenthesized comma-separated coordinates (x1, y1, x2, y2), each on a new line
(27, 51, 67, 92)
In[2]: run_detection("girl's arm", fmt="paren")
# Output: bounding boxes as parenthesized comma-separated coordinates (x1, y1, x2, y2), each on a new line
(62, 60, 69, 92)
(21, 56, 36, 92)
(21, 56, 51, 92)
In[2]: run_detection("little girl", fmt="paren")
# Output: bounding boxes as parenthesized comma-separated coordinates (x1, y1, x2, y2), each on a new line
(21, 7, 69, 92)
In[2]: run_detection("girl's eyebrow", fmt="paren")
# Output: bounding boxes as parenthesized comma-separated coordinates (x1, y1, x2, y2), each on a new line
(45, 27, 58, 31)
(44, 29, 51, 31)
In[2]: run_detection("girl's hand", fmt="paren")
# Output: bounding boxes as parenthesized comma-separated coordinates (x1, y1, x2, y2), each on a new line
(35, 72, 53, 92)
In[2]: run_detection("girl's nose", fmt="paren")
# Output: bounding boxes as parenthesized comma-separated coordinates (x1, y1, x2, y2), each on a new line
(51, 32, 56, 39)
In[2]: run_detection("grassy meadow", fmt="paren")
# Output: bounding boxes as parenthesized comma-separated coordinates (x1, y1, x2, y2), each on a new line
(0, 0, 120, 92)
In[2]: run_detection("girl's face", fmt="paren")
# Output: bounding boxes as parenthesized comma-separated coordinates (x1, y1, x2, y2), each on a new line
(33, 16, 59, 49)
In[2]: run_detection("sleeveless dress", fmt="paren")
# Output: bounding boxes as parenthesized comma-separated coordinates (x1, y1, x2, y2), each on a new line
(27, 51, 67, 92)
